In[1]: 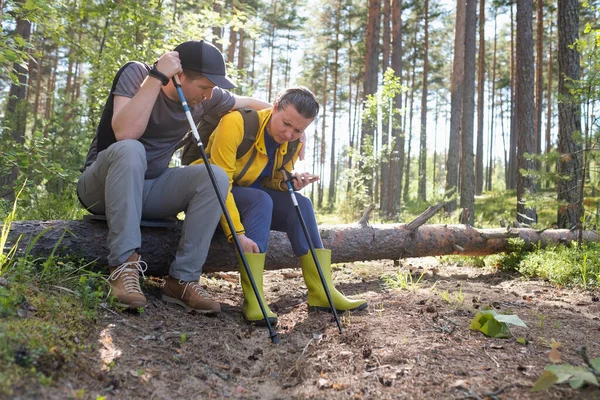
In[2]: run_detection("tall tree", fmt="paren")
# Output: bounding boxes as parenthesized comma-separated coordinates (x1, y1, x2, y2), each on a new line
(486, 8, 498, 192)
(417, 0, 430, 202)
(556, 0, 582, 228)
(360, 0, 381, 198)
(1, 0, 31, 199)
(445, 0, 466, 213)
(389, 0, 404, 217)
(380, 0, 392, 215)
(459, 0, 477, 225)
(534, 0, 544, 174)
(328, 0, 343, 208)
(475, 0, 485, 195)
(507, 2, 518, 189)
(515, 0, 537, 225)
(545, 16, 554, 189)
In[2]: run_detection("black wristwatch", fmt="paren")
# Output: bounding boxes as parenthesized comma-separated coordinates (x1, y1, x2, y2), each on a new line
(149, 62, 169, 86)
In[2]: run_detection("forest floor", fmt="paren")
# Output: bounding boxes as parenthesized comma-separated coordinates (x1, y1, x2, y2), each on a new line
(9, 257, 600, 400)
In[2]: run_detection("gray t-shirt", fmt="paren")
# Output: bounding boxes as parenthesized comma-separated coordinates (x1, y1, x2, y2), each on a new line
(83, 62, 235, 179)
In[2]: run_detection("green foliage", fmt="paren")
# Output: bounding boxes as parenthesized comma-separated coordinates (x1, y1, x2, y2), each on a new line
(469, 309, 527, 338)
(0, 199, 104, 396)
(533, 356, 600, 392)
(485, 238, 527, 272)
(518, 243, 600, 288)
(382, 268, 427, 291)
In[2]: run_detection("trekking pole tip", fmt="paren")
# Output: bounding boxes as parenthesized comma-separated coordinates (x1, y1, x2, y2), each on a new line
(270, 330, 280, 344)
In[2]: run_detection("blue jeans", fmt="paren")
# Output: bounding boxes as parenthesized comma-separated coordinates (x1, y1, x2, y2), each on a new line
(231, 186, 323, 256)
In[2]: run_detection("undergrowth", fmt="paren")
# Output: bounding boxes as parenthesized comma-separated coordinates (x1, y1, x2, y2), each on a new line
(487, 240, 600, 288)
(0, 192, 105, 397)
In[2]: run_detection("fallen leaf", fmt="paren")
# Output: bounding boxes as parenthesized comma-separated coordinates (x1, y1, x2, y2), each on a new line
(532, 370, 559, 392)
(549, 347, 562, 364)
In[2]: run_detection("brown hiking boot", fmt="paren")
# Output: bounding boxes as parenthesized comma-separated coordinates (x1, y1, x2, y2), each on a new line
(161, 276, 221, 314)
(107, 252, 147, 309)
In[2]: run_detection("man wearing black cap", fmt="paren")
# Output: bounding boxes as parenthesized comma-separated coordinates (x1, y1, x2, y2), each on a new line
(77, 40, 270, 313)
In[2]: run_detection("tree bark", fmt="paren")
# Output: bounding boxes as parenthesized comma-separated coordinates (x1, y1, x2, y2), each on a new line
(6, 218, 596, 276)
(460, 0, 477, 225)
(556, 0, 582, 228)
(475, 0, 485, 196)
(516, 0, 537, 225)
(389, 0, 404, 218)
(328, 0, 342, 209)
(418, 0, 430, 203)
(445, 0, 466, 213)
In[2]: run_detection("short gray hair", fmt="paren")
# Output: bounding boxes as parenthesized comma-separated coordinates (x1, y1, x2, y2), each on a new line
(274, 87, 319, 119)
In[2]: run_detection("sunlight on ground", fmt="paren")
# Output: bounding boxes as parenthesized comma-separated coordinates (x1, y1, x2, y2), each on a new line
(99, 324, 121, 371)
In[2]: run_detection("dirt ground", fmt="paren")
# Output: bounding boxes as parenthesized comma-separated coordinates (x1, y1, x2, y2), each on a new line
(11, 257, 600, 400)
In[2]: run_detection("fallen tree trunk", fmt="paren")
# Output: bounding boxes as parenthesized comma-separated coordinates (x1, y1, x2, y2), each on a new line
(4, 211, 597, 276)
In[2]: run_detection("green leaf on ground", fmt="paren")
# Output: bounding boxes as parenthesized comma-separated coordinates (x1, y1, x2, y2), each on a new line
(532, 370, 559, 392)
(591, 358, 600, 371)
(469, 310, 526, 338)
(534, 364, 599, 391)
(494, 313, 528, 328)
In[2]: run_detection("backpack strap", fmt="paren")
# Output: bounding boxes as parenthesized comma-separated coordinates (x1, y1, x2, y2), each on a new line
(283, 138, 300, 167)
(237, 108, 259, 158)
(232, 108, 260, 184)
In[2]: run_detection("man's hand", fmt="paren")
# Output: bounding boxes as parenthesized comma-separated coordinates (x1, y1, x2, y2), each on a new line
(292, 172, 319, 190)
(238, 234, 260, 253)
(155, 51, 183, 79)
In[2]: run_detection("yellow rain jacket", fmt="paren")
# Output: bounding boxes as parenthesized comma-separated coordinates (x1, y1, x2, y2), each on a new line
(191, 108, 302, 240)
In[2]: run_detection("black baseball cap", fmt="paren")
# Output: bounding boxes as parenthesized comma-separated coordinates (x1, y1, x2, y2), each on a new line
(174, 40, 236, 89)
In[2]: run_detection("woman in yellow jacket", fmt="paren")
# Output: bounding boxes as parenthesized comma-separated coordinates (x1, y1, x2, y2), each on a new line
(194, 87, 367, 325)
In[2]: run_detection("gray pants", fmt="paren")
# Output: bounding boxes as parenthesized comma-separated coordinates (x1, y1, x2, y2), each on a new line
(77, 140, 228, 281)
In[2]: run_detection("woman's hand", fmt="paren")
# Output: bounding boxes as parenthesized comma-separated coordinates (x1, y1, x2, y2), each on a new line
(238, 234, 260, 253)
(291, 172, 320, 190)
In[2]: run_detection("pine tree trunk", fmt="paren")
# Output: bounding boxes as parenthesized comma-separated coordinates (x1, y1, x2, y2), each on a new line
(516, 0, 537, 225)
(328, 0, 342, 209)
(445, 0, 466, 214)
(475, 0, 485, 196)
(534, 0, 544, 175)
(545, 18, 553, 189)
(418, 0, 430, 203)
(389, 0, 404, 218)
(556, 0, 582, 228)
(403, 51, 417, 203)
(486, 13, 498, 192)
(459, 0, 477, 225)
(507, 4, 518, 190)
(1, 3, 31, 200)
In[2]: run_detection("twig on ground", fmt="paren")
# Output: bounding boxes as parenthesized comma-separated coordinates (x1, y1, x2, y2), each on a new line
(483, 345, 500, 368)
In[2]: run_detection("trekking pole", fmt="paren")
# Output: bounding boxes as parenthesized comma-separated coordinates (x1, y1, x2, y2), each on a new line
(279, 168, 342, 334)
(172, 75, 279, 344)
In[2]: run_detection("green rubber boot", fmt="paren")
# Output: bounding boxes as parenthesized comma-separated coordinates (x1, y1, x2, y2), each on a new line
(300, 249, 368, 313)
(238, 252, 278, 326)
